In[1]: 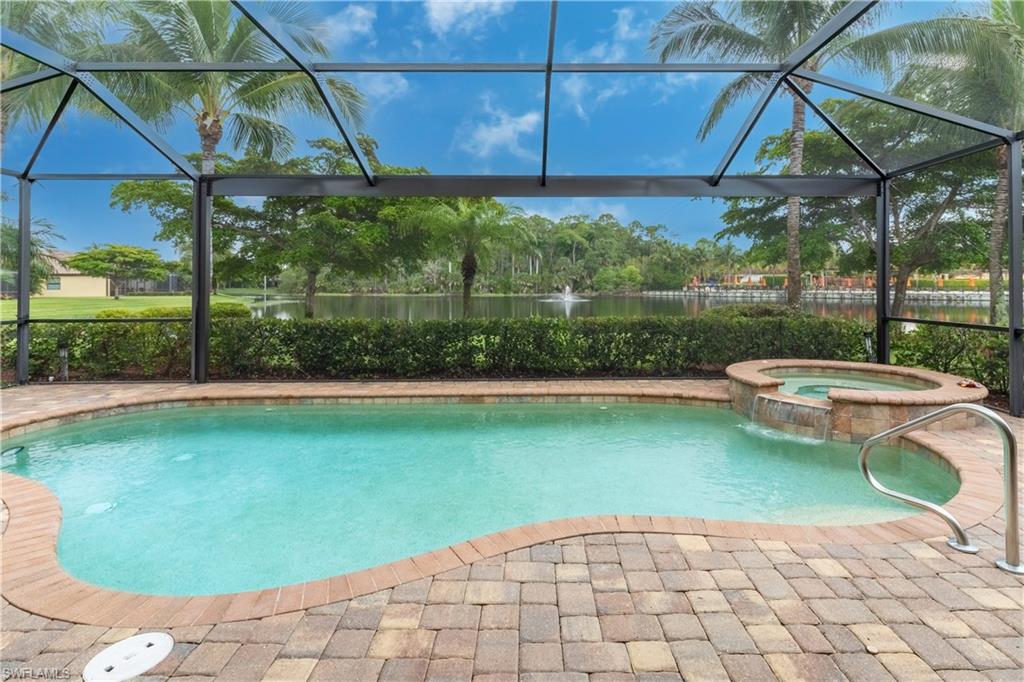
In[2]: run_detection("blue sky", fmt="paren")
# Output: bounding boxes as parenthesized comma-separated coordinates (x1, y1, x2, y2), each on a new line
(1, 1, 980, 258)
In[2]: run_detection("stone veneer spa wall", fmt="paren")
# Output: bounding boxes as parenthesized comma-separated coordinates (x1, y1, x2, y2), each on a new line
(726, 359, 989, 442)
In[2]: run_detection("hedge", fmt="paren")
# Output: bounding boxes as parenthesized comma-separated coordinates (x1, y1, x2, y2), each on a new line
(2, 306, 867, 381)
(95, 302, 251, 319)
(1, 305, 1009, 393)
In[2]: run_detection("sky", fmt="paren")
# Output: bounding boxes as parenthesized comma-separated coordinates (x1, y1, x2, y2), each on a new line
(0, 0, 987, 258)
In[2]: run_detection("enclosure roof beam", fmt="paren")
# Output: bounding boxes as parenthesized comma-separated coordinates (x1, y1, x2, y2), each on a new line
(793, 68, 1013, 140)
(231, 0, 375, 186)
(0, 29, 199, 180)
(782, 76, 884, 177)
(0, 67, 62, 92)
(72, 61, 783, 74)
(781, 1, 878, 74)
(708, 80, 781, 186)
(709, 0, 879, 185)
(208, 174, 880, 198)
(22, 80, 78, 179)
(540, 1, 558, 186)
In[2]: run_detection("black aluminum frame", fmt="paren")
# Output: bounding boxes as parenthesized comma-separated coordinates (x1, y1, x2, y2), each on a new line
(2, 1, 1020, 415)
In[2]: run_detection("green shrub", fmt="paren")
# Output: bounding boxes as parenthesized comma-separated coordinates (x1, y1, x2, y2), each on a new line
(702, 303, 794, 319)
(2, 305, 1011, 391)
(4, 309, 868, 381)
(891, 325, 1009, 393)
(96, 302, 251, 319)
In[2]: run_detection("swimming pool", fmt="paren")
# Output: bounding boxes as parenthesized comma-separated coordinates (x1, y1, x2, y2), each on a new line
(771, 372, 929, 400)
(1, 403, 958, 595)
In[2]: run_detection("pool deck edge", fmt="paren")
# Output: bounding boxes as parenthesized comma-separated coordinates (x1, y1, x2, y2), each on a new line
(0, 381, 1008, 627)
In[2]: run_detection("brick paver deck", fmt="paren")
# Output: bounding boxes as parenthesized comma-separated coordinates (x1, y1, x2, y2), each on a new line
(1, 381, 1021, 680)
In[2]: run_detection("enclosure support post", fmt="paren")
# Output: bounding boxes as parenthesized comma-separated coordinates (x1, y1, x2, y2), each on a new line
(875, 179, 890, 364)
(1008, 140, 1022, 416)
(16, 179, 31, 384)
(191, 179, 211, 383)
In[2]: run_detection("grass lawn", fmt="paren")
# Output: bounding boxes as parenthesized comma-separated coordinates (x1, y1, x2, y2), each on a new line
(0, 294, 248, 320)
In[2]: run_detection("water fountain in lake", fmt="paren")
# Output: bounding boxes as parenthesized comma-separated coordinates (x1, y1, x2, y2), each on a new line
(540, 286, 590, 317)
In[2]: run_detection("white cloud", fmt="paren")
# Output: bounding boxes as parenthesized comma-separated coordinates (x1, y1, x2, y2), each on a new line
(526, 198, 632, 224)
(353, 73, 411, 106)
(653, 72, 704, 103)
(458, 94, 540, 160)
(317, 4, 376, 49)
(562, 5, 649, 64)
(560, 73, 589, 120)
(576, 39, 627, 64)
(424, 1, 515, 37)
(558, 73, 629, 121)
(556, 7, 654, 119)
(639, 150, 690, 171)
(612, 7, 644, 42)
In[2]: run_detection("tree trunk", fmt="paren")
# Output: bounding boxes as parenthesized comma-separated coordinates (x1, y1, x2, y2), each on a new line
(111, 280, 120, 299)
(461, 250, 477, 318)
(196, 111, 224, 176)
(786, 81, 809, 308)
(890, 263, 914, 318)
(989, 145, 1009, 324)
(304, 269, 318, 319)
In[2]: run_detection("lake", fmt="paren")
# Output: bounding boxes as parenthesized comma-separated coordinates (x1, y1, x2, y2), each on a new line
(247, 293, 993, 324)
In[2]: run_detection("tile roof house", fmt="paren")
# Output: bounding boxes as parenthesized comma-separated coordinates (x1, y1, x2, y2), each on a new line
(39, 250, 109, 297)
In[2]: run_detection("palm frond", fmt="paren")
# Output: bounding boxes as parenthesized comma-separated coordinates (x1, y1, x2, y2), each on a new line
(698, 72, 772, 141)
(226, 111, 295, 161)
(262, 0, 332, 59)
(649, 1, 769, 63)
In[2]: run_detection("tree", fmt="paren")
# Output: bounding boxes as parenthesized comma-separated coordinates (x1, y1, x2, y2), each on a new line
(109, 1, 364, 174)
(0, 218, 63, 294)
(111, 138, 433, 317)
(650, 1, 884, 306)
(67, 245, 167, 299)
(852, 1, 1023, 322)
(261, 193, 432, 317)
(411, 199, 525, 316)
(719, 99, 991, 317)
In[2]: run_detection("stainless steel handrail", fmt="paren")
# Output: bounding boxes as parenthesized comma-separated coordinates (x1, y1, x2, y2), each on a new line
(859, 403, 1022, 574)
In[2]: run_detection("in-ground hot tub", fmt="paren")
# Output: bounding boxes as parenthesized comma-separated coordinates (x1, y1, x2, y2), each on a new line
(727, 359, 988, 442)
(773, 371, 930, 400)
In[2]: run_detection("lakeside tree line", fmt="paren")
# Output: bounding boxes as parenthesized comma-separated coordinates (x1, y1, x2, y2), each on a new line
(109, 137, 753, 317)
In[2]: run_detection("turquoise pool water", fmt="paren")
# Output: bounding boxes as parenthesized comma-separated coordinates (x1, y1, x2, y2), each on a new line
(1, 404, 957, 595)
(772, 372, 928, 400)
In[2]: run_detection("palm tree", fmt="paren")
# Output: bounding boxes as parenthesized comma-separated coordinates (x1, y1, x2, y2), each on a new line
(851, 0, 1023, 323)
(107, 1, 364, 174)
(0, 216, 63, 294)
(650, 1, 882, 306)
(413, 199, 524, 316)
(717, 241, 744, 286)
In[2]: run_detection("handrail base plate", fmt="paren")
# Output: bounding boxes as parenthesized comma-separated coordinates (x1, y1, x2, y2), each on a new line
(995, 559, 1024, 575)
(946, 538, 980, 554)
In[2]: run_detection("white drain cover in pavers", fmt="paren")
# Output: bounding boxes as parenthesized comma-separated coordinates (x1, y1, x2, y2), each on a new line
(83, 632, 174, 681)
